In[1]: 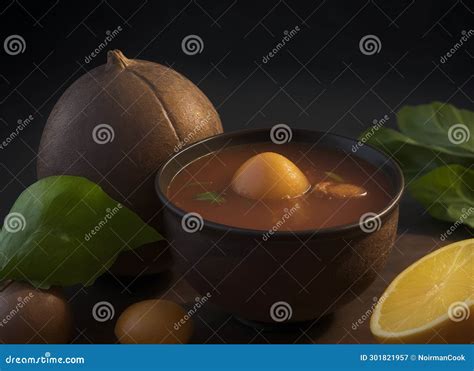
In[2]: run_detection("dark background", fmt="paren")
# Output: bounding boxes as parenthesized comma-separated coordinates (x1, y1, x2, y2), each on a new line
(0, 0, 473, 219)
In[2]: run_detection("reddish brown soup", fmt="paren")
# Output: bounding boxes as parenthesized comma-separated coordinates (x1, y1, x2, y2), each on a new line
(167, 143, 392, 231)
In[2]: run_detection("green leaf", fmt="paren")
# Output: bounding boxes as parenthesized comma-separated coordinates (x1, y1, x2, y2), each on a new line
(324, 171, 344, 183)
(398, 102, 474, 157)
(194, 191, 226, 205)
(0, 176, 162, 288)
(359, 102, 474, 228)
(360, 127, 471, 181)
(409, 165, 474, 228)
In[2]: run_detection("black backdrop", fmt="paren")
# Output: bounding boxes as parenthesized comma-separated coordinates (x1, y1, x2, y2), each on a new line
(0, 0, 473, 220)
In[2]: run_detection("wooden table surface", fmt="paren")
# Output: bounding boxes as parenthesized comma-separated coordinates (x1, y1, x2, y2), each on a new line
(66, 196, 472, 344)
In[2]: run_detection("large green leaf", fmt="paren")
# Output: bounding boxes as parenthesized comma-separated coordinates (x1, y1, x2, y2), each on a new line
(398, 102, 474, 157)
(360, 102, 474, 228)
(360, 127, 471, 181)
(409, 165, 474, 228)
(0, 176, 162, 288)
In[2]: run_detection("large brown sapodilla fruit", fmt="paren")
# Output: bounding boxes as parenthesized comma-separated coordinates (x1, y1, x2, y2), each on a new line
(37, 50, 223, 276)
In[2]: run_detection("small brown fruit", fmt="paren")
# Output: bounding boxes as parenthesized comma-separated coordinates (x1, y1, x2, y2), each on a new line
(0, 281, 73, 344)
(115, 300, 192, 344)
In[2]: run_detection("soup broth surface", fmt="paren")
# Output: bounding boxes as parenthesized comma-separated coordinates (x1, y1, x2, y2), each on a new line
(167, 143, 392, 231)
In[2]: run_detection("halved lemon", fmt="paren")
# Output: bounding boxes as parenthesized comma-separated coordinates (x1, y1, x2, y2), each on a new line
(370, 239, 473, 343)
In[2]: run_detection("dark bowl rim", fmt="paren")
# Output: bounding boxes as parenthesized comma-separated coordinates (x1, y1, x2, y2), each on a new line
(155, 128, 405, 238)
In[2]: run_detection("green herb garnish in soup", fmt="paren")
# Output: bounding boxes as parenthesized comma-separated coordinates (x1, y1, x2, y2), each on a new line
(194, 191, 226, 205)
(324, 171, 344, 183)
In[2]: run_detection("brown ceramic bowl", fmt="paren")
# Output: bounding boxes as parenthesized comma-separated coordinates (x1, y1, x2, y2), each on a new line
(155, 128, 404, 324)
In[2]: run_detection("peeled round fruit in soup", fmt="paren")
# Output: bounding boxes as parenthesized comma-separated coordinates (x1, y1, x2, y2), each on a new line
(231, 152, 310, 200)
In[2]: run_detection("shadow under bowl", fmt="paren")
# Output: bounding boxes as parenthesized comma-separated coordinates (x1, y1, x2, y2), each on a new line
(155, 128, 404, 324)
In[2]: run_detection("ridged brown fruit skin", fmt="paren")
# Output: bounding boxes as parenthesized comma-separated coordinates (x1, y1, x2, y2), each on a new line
(37, 50, 223, 275)
(0, 281, 73, 343)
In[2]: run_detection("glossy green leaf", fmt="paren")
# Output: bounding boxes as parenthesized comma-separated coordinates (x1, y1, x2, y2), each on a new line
(360, 127, 471, 181)
(409, 165, 474, 228)
(360, 102, 474, 228)
(0, 176, 162, 288)
(398, 102, 474, 157)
